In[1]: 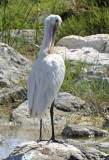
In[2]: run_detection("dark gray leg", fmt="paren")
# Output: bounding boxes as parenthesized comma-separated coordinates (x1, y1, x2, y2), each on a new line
(47, 100, 64, 144)
(37, 119, 43, 142)
(50, 101, 55, 140)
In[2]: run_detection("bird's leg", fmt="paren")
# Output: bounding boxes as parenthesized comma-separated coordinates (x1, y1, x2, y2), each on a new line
(50, 100, 55, 140)
(37, 119, 43, 143)
(47, 100, 64, 144)
(37, 119, 47, 143)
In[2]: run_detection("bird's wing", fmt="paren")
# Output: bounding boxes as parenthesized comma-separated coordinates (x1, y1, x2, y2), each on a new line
(27, 55, 65, 119)
(44, 55, 65, 104)
(33, 58, 65, 118)
(27, 59, 50, 118)
(27, 61, 39, 114)
(47, 61, 65, 95)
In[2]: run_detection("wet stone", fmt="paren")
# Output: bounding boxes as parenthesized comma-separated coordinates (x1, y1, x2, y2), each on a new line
(61, 124, 109, 138)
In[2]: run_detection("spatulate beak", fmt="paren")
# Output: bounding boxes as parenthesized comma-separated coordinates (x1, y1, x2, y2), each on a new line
(48, 24, 58, 54)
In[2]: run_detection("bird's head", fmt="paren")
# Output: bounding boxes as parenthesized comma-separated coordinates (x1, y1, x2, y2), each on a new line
(45, 15, 62, 54)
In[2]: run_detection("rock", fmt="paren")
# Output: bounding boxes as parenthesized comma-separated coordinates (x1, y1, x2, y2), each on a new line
(10, 100, 66, 127)
(104, 41, 109, 52)
(10, 100, 39, 125)
(61, 124, 109, 138)
(55, 34, 109, 67)
(65, 139, 96, 145)
(104, 117, 109, 127)
(9, 99, 104, 127)
(105, 155, 109, 160)
(55, 92, 87, 112)
(55, 46, 109, 67)
(77, 70, 109, 82)
(0, 30, 36, 44)
(5, 141, 107, 160)
(94, 142, 109, 151)
(0, 86, 26, 105)
(74, 70, 109, 94)
(57, 34, 109, 51)
(73, 144, 107, 160)
(0, 43, 32, 86)
(10, 92, 89, 126)
(0, 134, 4, 144)
(66, 138, 109, 154)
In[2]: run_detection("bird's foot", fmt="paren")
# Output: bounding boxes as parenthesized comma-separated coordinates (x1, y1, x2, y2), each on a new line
(47, 137, 66, 146)
(36, 137, 47, 143)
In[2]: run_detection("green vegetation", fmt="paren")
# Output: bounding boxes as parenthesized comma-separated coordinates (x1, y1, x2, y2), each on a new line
(0, 0, 109, 42)
(0, 85, 27, 119)
(0, 0, 109, 58)
(61, 60, 109, 114)
(0, 0, 108, 62)
(57, 0, 109, 40)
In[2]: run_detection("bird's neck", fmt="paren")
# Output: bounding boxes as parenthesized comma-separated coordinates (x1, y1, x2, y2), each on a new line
(38, 23, 52, 57)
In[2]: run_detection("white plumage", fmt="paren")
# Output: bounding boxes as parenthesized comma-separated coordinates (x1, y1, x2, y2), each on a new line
(27, 15, 65, 119)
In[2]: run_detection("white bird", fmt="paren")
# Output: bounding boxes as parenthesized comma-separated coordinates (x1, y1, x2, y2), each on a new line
(27, 15, 65, 143)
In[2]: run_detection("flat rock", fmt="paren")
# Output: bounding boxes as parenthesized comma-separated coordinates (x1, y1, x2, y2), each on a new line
(5, 141, 107, 160)
(61, 124, 109, 138)
(0, 43, 31, 86)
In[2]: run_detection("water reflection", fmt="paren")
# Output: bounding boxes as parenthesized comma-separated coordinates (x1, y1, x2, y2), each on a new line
(0, 124, 57, 159)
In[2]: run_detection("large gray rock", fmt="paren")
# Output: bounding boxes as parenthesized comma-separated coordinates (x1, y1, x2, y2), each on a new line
(61, 124, 108, 137)
(55, 92, 87, 112)
(57, 34, 109, 51)
(5, 141, 107, 160)
(0, 43, 31, 86)
(55, 46, 109, 67)
(10, 100, 42, 125)
(55, 34, 109, 67)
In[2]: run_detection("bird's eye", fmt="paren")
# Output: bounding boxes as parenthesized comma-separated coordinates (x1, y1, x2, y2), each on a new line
(55, 19, 58, 23)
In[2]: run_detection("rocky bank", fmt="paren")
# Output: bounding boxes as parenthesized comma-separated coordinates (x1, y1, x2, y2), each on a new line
(4, 141, 107, 160)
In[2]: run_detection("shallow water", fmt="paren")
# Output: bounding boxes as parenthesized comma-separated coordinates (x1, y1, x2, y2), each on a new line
(0, 122, 109, 159)
(0, 122, 61, 159)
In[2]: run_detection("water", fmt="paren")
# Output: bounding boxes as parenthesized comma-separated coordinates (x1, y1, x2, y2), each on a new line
(0, 123, 60, 159)
(0, 125, 40, 159)
(0, 123, 109, 159)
